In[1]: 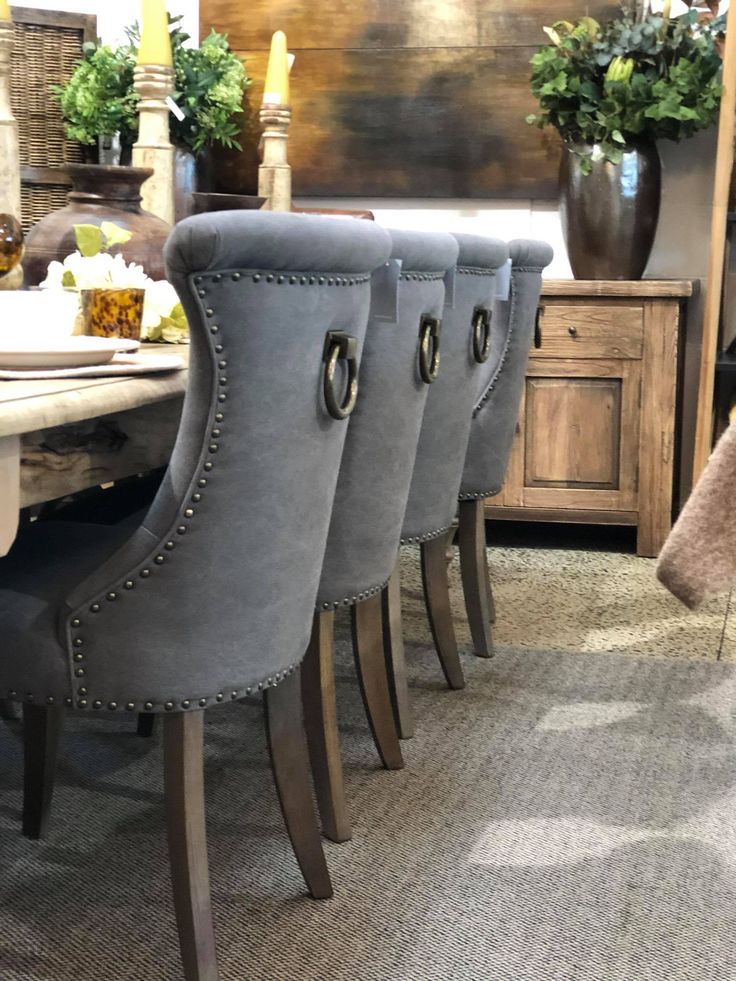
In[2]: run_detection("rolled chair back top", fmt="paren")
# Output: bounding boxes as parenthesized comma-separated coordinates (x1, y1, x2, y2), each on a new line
(401, 233, 509, 543)
(317, 228, 459, 608)
(460, 239, 554, 501)
(59, 211, 392, 713)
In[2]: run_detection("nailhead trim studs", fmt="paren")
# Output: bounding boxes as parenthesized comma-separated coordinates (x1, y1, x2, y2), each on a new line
(400, 524, 453, 546)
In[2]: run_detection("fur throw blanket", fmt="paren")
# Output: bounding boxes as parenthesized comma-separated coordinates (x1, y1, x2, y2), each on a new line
(656, 422, 736, 609)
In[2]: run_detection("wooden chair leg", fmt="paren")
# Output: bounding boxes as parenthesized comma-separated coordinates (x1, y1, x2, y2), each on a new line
(23, 703, 64, 840)
(137, 712, 156, 738)
(421, 532, 466, 690)
(301, 611, 352, 843)
(0, 698, 19, 721)
(265, 668, 333, 900)
(382, 564, 414, 740)
(163, 711, 219, 981)
(351, 594, 404, 771)
(458, 499, 495, 659)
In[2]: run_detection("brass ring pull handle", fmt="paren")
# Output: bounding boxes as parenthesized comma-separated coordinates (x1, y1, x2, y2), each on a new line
(534, 305, 546, 349)
(472, 306, 492, 364)
(418, 314, 441, 384)
(322, 330, 359, 420)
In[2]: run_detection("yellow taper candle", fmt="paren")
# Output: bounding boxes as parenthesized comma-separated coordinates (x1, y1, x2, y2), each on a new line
(137, 0, 173, 67)
(0, 1, 11, 21)
(263, 30, 290, 106)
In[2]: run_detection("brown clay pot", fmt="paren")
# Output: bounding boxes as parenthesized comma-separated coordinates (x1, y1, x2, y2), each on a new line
(23, 164, 171, 287)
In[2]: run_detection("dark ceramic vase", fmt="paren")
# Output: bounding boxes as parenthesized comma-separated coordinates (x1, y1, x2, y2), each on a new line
(559, 142, 662, 280)
(23, 164, 171, 286)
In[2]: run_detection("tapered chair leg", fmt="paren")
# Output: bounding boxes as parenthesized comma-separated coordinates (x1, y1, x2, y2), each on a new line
(0, 698, 19, 721)
(382, 565, 414, 740)
(301, 612, 352, 843)
(137, 713, 156, 738)
(351, 594, 404, 771)
(458, 499, 496, 659)
(163, 711, 219, 981)
(23, 703, 64, 840)
(265, 668, 333, 899)
(421, 531, 466, 690)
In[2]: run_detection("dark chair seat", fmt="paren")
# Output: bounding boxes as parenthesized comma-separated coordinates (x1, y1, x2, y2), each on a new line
(0, 520, 134, 702)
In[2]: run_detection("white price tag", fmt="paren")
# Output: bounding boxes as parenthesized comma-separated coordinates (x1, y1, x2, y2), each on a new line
(166, 96, 186, 122)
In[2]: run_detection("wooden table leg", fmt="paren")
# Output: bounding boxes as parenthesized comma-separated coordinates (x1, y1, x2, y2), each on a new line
(0, 434, 20, 557)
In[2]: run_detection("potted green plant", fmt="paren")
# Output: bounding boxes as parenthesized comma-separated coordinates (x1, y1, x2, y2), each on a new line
(527, 1, 724, 279)
(53, 43, 138, 163)
(54, 17, 250, 215)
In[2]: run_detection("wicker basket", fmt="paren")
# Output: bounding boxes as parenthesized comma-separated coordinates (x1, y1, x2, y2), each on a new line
(10, 7, 97, 233)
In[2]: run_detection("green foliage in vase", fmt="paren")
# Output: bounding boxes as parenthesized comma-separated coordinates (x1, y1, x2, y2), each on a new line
(125, 16, 251, 152)
(527, 6, 724, 173)
(52, 42, 138, 148)
(55, 16, 250, 154)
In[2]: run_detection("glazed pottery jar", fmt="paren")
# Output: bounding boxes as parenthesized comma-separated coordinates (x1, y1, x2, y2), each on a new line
(24, 164, 170, 287)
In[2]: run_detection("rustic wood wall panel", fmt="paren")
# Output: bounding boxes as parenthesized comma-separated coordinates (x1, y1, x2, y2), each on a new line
(202, 0, 617, 198)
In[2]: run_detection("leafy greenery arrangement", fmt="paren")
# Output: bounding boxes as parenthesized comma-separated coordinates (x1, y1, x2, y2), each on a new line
(53, 44, 137, 151)
(54, 16, 250, 156)
(527, 1, 724, 173)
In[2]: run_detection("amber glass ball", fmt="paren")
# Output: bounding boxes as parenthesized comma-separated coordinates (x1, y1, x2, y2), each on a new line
(0, 213, 24, 277)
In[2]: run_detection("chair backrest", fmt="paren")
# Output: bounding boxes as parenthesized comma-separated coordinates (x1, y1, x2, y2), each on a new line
(401, 233, 509, 543)
(317, 228, 459, 608)
(61, 211, 392, 713)
(460, 239, 554, 501)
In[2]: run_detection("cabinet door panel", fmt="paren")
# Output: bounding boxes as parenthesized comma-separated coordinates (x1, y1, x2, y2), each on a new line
(524, 378, 621, 489)
(520, 358, 640, 511)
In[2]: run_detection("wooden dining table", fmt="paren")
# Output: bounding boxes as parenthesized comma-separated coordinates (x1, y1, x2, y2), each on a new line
(0, 344, 188, 556)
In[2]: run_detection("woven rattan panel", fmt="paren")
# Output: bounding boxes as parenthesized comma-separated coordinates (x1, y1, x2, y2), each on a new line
(10, 9, 97, 233)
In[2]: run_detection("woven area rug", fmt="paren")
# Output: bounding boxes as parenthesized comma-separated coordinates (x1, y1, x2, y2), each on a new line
(1, 551, 736, 980)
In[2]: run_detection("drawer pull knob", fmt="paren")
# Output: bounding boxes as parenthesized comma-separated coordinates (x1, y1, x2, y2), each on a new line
(568, 326, 578, 338)
(534, 305, 545, 349)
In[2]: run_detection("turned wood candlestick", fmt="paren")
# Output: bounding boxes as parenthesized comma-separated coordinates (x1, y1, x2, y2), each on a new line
(133, 64, 175, 226)
(258, 104, 292, 212)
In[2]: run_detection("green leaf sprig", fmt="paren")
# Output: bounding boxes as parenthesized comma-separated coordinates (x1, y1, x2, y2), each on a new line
(527, 8, 724, 173)
(74, 221, 133, 258)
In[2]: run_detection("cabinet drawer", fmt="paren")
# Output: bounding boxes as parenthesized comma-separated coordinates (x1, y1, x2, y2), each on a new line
(535, 304, 644, 359)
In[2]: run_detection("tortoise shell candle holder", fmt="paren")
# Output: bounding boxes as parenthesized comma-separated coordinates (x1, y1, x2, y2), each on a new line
(80, 287, 145, 340)
(0, 213, 24, 278)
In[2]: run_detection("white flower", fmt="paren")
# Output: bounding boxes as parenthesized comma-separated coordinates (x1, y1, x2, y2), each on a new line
(142, 279, 180, 329)
(39, 251, 153, 291)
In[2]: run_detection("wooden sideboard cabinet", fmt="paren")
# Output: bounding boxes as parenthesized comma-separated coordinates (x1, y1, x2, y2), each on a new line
(485, 280, 693, 558)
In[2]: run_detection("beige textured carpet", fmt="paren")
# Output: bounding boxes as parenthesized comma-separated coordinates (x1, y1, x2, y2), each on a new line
(1, 545, 735, 980)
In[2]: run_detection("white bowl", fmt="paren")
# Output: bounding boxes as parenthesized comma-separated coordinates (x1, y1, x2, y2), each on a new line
(0, 289, 80, 341)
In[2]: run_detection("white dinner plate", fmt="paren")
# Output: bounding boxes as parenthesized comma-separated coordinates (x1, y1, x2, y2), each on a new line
(0, 336, 140, 370)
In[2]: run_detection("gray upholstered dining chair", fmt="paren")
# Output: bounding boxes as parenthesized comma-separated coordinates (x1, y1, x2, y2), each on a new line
(302, 228, 459, 844)
(458, 239, 554, 659)
(0, 210, 392, 981)
(383, 233, 509, 739)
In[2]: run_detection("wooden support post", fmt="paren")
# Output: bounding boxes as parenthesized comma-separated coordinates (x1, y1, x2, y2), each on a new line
(692, 5, 736, 483)
(133, 64, 175, 226)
